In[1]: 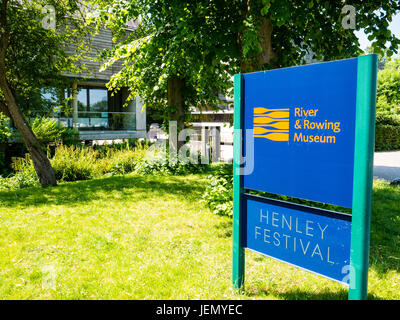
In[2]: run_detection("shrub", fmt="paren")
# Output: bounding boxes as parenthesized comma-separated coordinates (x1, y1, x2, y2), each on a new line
(134, 145, 208, 176)
(0, 156, 40, 190)
(376, 110, 400, 126)
(201, 163, 233, 216)
(375, 111, 400, 151)
(108, 149, 144, 175)
(377, 58, 400, 108)
(61, 127, 80, 146)
(50, 145, 100, 181)
(375, 124, 400, 151)
(10, 117, 78, 147)
(0, 140, 211, 190)
(30, 117, 66, 145)
(374, 58, 400, 151)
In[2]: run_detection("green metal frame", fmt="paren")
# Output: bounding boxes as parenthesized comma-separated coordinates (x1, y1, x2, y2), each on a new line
(232, 73, 245, 291)
(349, 54, 378, 300)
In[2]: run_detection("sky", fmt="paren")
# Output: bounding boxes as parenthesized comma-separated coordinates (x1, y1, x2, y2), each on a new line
(355, 13, 400, 54)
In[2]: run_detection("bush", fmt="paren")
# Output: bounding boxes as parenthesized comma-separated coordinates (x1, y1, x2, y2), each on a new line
(375, 111, 400, 151)
(10, 117, 79, 147)
(30, 117, 66, 145)
(51, 145, 100, 181)
(0, 156, 39, 190)
(376, 110, 400, 126)
(375, 124, 400, 151)
(134, 144, 208, 176)
(201, 163, 233, 216)
(0, 140, 211, 190)
(374, 58, 400, 151)
(377, 58, 400, 108)
(61, 127, 80, 146)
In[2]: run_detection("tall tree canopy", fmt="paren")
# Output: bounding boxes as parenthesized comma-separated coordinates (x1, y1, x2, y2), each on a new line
(91, 0, 239, 129)
(0, 0, 88, 186)
(91, 0, 400, 128)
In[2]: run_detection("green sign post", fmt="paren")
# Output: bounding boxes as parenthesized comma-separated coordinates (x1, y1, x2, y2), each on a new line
(232, 55, 378, 300)
(232, 73, 245, 291)
(349, 55, 378, 300)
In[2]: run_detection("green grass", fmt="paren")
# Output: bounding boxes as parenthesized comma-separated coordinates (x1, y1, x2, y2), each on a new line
(0, 174, 398, 299)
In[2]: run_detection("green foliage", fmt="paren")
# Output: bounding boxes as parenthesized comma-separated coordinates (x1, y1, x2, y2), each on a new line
(61, 127, 80, 146)
(0, 113, 12, 143)
(11, 117, 79, 146)
(0, 141, 210, 190)
(375, 110, 400, 151)
(375, 124, 400, 151)
(133, 145, 208, 176)
(51, 145, 99, 181)
(0, 155, 40, 190)
(30, 117, 65, 145)
(375, 58, 400, 151)
(377, 57, 400, 110)
(2, 1, 89, 112)
(376, 110, 400, 127)
(91, 0, 238, 125)
(90, 0, 400, 126)
(202, 163, 233, 216)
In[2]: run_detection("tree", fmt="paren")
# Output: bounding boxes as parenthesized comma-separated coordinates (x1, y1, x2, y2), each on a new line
(90, 0, 400, 128)
(233, 0, 400, 71)
(376, 56, 400, 114)
(0, 0, 88, 187)
(90, 0, 239, 131)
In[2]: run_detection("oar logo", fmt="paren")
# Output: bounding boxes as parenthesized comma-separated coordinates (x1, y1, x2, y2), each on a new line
(253, 107, 289, 141)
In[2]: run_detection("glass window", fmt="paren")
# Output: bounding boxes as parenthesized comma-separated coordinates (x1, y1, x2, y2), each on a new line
(89, 89, 108, 112)
(65, 86, 111, 129)
(89, 88, 109, 129)
(77, 88, 88, 113)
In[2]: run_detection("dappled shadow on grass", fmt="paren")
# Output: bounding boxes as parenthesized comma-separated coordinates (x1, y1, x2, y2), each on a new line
(245, 286, 382, 300)
(369, 182, 400, 275)
(0, 174, 207, 209)
(214, 219, 232, 238)
(245, 286, 347, 300)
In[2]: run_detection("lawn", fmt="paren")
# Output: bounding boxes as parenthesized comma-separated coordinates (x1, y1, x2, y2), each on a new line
(0, 174, 398, 299)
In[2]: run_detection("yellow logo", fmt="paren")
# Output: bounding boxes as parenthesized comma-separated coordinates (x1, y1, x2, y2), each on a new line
(253, 107, 289, 141)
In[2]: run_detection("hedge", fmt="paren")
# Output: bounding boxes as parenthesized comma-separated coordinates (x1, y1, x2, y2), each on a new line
(375, 124, 400, 151)
(374, 111, 400, 151)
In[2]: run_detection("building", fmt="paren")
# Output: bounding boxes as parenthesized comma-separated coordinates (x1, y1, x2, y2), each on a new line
(42, 25, 146, 142)
(189, 94, 234, 163)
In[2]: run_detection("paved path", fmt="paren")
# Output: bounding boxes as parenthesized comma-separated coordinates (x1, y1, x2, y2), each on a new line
(373, 151, 400, 181)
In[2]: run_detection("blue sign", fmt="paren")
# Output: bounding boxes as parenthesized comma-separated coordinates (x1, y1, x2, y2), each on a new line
(243, 194, 351, 284)
(233, 55, 378, 299)
(243, 58, 358, 208)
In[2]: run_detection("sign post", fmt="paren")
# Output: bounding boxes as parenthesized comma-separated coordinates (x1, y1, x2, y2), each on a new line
(232, 73, 245, 291)
(232, 54, 378, 299)
(349, 54, 378, 300)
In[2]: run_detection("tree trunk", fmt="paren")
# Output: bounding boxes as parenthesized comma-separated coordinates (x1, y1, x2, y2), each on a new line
(167, 75, 185, 130)
(239, 17, 277, 73)
(0, 78, 57, 187)
(167, 75, 186, 151)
